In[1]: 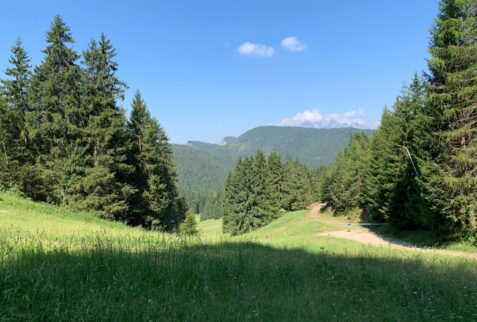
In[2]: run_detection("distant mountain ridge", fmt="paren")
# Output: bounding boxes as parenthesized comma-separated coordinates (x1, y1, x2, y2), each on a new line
(173, 126, 373, 195)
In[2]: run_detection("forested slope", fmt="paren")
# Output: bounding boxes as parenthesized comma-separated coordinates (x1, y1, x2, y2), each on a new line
(173, 126, 372, 201)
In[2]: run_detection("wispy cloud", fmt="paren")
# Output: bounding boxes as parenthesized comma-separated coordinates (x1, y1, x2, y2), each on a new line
(238, 42, 274, 57)
(279, 108, 368, 128)
(281, 36, 307, 52)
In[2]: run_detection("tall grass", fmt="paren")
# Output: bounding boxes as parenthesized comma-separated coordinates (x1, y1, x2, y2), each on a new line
(1, 192, 476, 321)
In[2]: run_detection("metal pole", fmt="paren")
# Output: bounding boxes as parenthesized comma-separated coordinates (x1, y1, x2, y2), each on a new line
(396, 145, 419, 176)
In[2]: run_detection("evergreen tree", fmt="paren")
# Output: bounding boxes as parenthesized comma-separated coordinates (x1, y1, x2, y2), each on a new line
(250, 151, 272, 223)
(282, 156, 314, 211)
(266, 152, 284, 218)
(76, 34, 136, 220)
(320, 132, 370, 214)
(28, 15, 84, 202)
(201, 191, 223, 220)
(222, 155, 268, 235)
(364, 109, 407, 222)
(128, 91, 185, 230)
(319, 165, 334, 206)
(179, 211, 199, 235)
(2, 39, 31, 148)
(419, 0, 477, 232)
(223, 151, 314, 235)
(0, 39, 32, 188)
(360, 78, 425, 226)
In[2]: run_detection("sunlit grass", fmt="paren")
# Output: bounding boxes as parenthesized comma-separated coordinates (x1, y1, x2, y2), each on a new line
(1, 192, 477, 321)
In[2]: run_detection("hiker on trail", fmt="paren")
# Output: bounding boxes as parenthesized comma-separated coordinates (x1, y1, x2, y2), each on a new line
(347, 217, 351, 232)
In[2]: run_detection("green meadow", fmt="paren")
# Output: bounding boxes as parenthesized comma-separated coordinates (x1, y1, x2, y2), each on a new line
(1, 192, 476, 321)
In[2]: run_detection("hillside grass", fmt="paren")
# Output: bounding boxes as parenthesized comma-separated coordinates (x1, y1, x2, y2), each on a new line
(1, 192, 477, 321)
(196, 214, 223, 238)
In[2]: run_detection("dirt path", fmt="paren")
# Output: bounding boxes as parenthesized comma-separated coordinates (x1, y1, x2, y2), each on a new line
(310, 204, 477, 260)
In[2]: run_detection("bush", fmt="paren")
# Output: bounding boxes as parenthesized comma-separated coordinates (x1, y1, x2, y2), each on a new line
(179, 211, 198, 235)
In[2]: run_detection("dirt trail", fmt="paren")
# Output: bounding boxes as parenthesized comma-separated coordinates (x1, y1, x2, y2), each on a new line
(310, 204, 477, 260)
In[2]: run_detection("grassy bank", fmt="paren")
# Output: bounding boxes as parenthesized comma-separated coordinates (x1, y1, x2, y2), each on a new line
(1, 192, 476, 321)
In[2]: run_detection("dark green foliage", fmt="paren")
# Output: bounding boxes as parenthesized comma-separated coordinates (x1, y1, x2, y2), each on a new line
(172, 144, 235, 214)
(28, 15, 84, 203)
(223, 157, 266, 235)
(320, 132, 370, 213)
(201, 191, 223, 221)
(223, 151, 314, 235)
(234, 126, 373, 167)
(128, 91, 185, 230)
(281, 156, 315, 212)
(179, 211, 199, 235)
(266, 152, 284, 217)
(362, 77, 428, 227)
(418, 0, 477, 233)
(75, 34, 136, 221)
(0, 39, 32, 191)
(0, 16, 185, 231)
(173, 127, 373, 200)
(319, 1, 477, 239)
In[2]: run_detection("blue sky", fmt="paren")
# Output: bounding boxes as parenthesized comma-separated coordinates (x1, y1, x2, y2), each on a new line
(0, 0, 439, 143)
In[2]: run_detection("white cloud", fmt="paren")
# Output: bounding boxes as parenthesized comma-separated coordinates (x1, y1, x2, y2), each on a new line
(238, 42, 274, 57)
(279, 108, 368, 128)
(281, 36, 307, 52)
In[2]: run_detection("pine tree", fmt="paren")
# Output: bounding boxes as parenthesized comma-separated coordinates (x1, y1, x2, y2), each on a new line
(223, 154, 270, 235)
(0, 39, 32, 188)
(128, 91, 185, 230)
(222, 151, 315, 235)
(319, 132, 370, 215)
(201, 191, 223, 220)
(364, 109, 406, 222)
(28, 15, 84, 202)
(419, 0, 477, 232)
(250, 151, 272, 223)
(282, 156, 314, 211)
(360, 77, 428, 226)
(266, 152, 284, 218)
(76, 34, 136, 221)
(221, 171, 234, 232)
(319, 165, 334, 206)
(2, 39, 31, 148)
(179, 211, 199, 235)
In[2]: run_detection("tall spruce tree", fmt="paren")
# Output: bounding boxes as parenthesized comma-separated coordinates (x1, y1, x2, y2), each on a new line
(328, 132, 370, 213)
(281, 156, 314, 211)
(419, 0, 477, 232)
(266, 152, 284, 218)
(360, 81, 424, 225)
(250, 151, 272, 223)
(364, 109, 409, 222)
(223, 154, 268, 235)
(28, 15, 84, 202)
(128, 91, 185, 230)
(0, 39, 32, 188)
(201, 191, 223, 220)
(222, 171, 237, 233)
(77, 34, 136, 220)
(319, 132, 372, 215)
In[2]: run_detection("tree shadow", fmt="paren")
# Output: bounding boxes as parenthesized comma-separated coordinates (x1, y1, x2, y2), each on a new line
(1, 241, 476, 321)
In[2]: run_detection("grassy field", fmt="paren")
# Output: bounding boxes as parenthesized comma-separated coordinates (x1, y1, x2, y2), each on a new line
(1, 192, 477, 321)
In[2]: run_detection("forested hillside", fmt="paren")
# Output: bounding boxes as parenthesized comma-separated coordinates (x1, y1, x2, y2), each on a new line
(320, 0, 477, 241)
(174, 126, 372, 212)
(0, 16, 185, 230)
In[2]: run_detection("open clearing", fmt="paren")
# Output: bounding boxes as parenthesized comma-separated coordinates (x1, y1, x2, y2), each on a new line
(1, 192, 477, 321)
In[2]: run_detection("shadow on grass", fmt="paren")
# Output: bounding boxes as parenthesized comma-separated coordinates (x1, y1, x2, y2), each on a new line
(1, 241, 476, 321)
